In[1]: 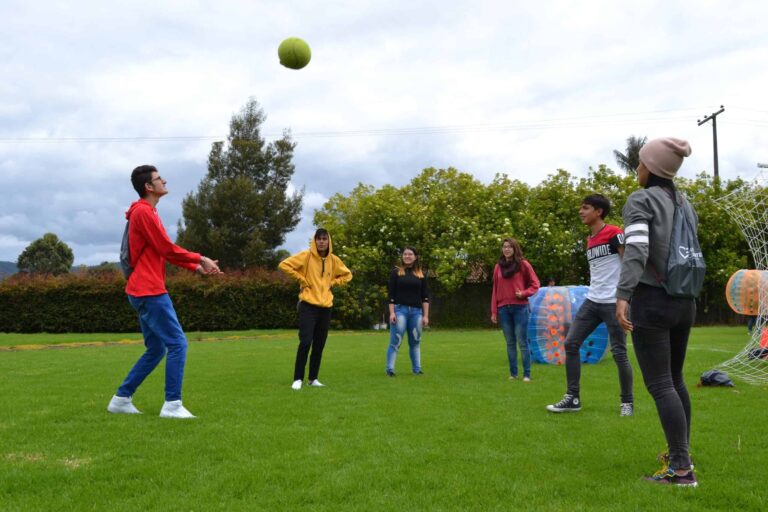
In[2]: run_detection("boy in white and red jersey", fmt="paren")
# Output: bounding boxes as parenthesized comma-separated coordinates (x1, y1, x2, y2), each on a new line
(546, 194, 634, 415)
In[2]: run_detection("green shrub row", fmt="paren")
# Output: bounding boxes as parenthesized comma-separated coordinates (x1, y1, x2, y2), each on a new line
(0, 270, 735, 333)
(0, 270, 301, 333)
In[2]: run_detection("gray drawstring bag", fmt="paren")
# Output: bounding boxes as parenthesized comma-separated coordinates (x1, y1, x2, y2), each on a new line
(699, 369, 734, 387)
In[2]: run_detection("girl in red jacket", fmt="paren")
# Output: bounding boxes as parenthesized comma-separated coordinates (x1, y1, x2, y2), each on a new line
(490, 238, 540, 381)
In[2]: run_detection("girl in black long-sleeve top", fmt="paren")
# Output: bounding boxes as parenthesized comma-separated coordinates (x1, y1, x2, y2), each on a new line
(386, 247, 429, 376)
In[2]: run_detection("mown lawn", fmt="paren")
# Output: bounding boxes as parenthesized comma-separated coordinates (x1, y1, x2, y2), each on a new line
(0, 327, 765, 511)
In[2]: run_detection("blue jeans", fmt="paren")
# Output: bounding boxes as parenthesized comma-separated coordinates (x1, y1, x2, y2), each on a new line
(387, 305, 423, 373)
(498, 304, 530, 377)
(117, 294, 188, 401)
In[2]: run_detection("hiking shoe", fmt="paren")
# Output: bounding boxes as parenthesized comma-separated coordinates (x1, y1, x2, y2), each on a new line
(644, 468, 698, 487)
(107, 395, 142, 414)
(159, 400, 196, 419)
(308, 379, 325, 387)
(386, 370, 396, 377)
(546, 394, 581, 412)
(620, 402, 634, 416)
(291, 380, 303, 390)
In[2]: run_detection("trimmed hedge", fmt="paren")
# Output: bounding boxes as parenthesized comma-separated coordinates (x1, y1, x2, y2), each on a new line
(0, 269, 299, 333)
(0, 270, 735, 333)
(0, 269, 398, 333)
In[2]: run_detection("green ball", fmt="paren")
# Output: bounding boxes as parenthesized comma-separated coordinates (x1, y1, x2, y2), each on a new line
(278, 37, 311, 70)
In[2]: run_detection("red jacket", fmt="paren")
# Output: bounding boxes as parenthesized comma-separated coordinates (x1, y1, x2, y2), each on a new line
(125, 199, 201, 297)
(491, 260, 540, 315)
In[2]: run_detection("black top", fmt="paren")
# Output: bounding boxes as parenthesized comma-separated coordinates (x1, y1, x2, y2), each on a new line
(388, 267, 430, 308)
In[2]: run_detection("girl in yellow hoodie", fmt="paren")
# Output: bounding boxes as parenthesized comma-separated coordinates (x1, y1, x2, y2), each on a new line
(279, 229, 352, 390)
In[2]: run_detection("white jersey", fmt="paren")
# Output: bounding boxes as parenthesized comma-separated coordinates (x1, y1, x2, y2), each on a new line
(585, 224, 624, 303)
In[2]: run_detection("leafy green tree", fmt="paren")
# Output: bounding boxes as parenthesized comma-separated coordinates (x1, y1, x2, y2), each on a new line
(177, 99, 303, 269)
(315, 165, 751, 325)
(315, 168, 498, 294)
(613, 135, 647, 174)
(16, 233, 74, 275)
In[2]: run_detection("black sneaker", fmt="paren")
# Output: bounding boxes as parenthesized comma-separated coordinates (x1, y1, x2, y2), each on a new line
(386, 370, 396, 377)
(546, 394, 581, 412)
(413, 370, 424, 375)
(644, 468, 698, 487)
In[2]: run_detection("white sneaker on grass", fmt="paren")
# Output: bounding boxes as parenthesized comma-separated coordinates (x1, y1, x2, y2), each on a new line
(308, 379, 325, 387)
(159, 400, 196, 419)
(107, 395, 142, 414)
(291, 380, 303, 390)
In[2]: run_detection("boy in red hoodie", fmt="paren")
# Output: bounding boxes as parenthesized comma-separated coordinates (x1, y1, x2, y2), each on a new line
(107, 165, 220, 419)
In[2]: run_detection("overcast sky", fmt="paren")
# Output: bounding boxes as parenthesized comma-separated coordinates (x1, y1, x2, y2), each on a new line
(1, 0, 767, 265)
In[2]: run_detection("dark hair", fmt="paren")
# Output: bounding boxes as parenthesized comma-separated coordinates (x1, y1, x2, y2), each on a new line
(314, 228, 329, 239)
(582, 194, 611, 219)
(131, 165, 158, 198)
(645, 173, 676, 192)
(397, 246, 424, 278)
(498, 238, 524, 278)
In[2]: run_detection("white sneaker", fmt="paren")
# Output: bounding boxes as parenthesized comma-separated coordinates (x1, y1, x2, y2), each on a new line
(107, 395, 142, 414)
(159, 400, 196, 419)
(291, 380, 302, 390)
(309, 379, 325, 387)
(620, 402, 634, 417)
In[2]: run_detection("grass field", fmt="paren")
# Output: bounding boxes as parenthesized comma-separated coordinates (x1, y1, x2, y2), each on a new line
(0, 327, 766, 511)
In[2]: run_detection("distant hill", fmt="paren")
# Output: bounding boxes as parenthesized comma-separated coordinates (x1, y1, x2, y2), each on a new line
(0, 261, 17, 279)
(0, 261, 124, 280)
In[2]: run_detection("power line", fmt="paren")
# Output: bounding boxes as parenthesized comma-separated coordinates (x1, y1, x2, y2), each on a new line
(0, 107, 726, 144)
(729, 106, 768, 115)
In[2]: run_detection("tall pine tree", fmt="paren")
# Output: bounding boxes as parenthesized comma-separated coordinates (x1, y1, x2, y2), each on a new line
(177, 99, 303, 269)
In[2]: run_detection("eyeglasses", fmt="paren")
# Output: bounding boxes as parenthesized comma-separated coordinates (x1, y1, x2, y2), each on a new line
(150, 176, 164, 183)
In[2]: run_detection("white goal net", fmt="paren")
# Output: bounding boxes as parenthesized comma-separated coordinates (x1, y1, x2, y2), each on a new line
(715, 177, 768, 384)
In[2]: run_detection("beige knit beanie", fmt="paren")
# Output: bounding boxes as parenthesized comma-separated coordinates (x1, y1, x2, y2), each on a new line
(639, 137, 692, 179)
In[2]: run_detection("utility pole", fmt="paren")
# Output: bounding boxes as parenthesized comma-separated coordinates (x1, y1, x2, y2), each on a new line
(697, 105, 725, 179)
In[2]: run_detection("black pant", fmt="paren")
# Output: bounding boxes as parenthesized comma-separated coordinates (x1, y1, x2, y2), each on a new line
(564, 299, 633, 403)
(630, 284, 695, 471)
(294, 301, 332, 381)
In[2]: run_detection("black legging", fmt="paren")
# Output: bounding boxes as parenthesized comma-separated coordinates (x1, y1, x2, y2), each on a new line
(294, 301, 332, 381)
(630, 283, 695, 471)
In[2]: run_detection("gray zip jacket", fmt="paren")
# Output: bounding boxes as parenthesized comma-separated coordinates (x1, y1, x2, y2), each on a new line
(616, 186, 698, 301)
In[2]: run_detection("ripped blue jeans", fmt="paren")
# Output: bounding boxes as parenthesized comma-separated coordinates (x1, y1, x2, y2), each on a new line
(386, 304, 423, 373)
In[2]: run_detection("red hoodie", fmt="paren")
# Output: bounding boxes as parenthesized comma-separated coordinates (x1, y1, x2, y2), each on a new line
(125, 199, 201, 297)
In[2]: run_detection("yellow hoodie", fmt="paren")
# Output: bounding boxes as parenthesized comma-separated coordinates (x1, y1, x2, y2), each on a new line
(278, 235, 352, 308)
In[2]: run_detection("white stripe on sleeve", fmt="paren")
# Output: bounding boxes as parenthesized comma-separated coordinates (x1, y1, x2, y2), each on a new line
(624, 223, 648, 234)
(626, 235, 649, 245)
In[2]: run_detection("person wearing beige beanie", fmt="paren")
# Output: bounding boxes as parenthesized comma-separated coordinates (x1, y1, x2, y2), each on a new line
(615, 137, 700, 486)
(638, 137, 692, 180)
